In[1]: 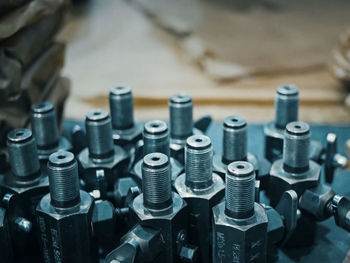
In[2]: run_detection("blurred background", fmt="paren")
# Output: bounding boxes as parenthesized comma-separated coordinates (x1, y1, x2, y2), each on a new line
(1, 0, 350, 130)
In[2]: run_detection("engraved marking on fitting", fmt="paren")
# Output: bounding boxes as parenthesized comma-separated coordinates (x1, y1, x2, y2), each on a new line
(38, 216, 50, 263)
(232, 243, 240, 263)
(51, 228, 61, 263)
(216, 232, 225, 262)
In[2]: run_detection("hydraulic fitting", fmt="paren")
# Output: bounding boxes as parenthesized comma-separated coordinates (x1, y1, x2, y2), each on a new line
(130, 120, 183, 187)
(109, 86, 143, 146)
(264, 85, 299, 162)
(213, 161, 268, 263)
(168, 94, 202, 164)
(30, 101, 72, 163)
(130, 153, 195, 263)
(77, 109, 129, 192)
(213, 115, 271, 188)
(36, 150, 97, 263)
(0, 128, 49, 262)
(268, 122, 321, 206)
(174, 135, 225, 263)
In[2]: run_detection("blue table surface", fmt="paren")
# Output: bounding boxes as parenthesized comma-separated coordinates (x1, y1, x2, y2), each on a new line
(64, 120, 350, 263)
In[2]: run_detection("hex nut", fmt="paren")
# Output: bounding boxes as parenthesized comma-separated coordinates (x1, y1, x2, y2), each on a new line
(112, 123, 143, 146)
(269, 159, 320, 205)
(77, 145, 129, 191)
(130, 193, 188, 263)
(212, 202, 268, 263)
(114, 177, 138, 207)
(299, 185, 335, 220)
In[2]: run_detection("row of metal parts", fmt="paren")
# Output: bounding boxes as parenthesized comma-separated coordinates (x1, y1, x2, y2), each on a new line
(0, 85, 349, 263)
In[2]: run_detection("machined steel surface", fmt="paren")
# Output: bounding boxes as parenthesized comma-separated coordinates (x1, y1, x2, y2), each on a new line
(30, 101, 72, 162)
(36, 150, 96, 263)
(77, 109, 129, 191)
(109, 86, 143, 146)
(175, 135, 224, 263)
(213, 116, 271, 189)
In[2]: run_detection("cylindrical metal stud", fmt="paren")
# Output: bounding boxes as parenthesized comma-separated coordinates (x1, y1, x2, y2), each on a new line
(109, 86, 134, 130)
(169, 94, 193, 141)
(142, 153, 172, 210)
(225, 161, 255, 219)
(143, 120, 170, 157)
(275, 85, 299, 129)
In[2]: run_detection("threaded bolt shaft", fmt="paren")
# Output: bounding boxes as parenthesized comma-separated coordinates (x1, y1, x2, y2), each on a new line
(48, 151, 81, 208)
(143, 120, 170, 157)
(275, 85, 299, 129)
(109, 86, 134, 130)
(85, 109, 114, 159)
(283, 121, 310, 173)
(185, 135, 213, 190)
(222, 116, 247, 164)
(31, 101, 59, 149)
(169, 94, 193, 141)
(142, 153, 172, 210)
(225, 161, 255, 219)
(7, 129, 40, 181)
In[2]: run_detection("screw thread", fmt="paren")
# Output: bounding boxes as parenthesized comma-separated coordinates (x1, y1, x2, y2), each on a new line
(48, 151, 81, 208)
(143, 120, 170, 157)
(109, 86, 134, 130)
(7, 129, 40, 181)
(283, 121, 310, 173)
(142, 153, 172, 210)
(185, 135, 213, 189)
(31, 101, 59, 149)
(222, 116, 247, 164)
(275, 85, 299, 129)
(85, 109, 114, 159)
(169, 94, 193, 140)
(225, 161, 255, 219)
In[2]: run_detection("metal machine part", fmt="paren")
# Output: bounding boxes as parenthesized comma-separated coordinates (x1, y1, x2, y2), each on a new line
(30, 101, 71, 162)
(109, 86, 143, 146)
(130, 153, 196, 263)
(322, 133, 348, 183)
(268, 122, 321, 206)
(36, 150, 97, 263)
(130, 120, 183, 187)
(77, 109, 129, 191)
(212, 161, 268, 263)
(105, 224, 163, 263)
(174, 135, 225, 263)
(168, 94, 202, 164)
(268, 121, 323, 247)
(213, 115, 271, 188)
(0, 128, 49, 262)
(331, 195, 350, 232)
(92, 199, 118, 256)
(264, 85, 299, 163)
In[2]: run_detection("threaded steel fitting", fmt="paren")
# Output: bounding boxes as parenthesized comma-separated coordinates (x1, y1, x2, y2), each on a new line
(48, 151, 81, 208)
(143, 120, 170, 157)
(225, 161, 255, 219)
(142, 153, 172, 210)
(85, 109, 114, 159)
(7, 129, 41, 182)
(283, 121, 310, 173)
(275, 85, 299, 129)
(222, 116, 247, 164)
(109, 86, 134, 130)
(31, 101, 59, 149)
(169, 94, 193, 141)
(185, 135, 213, 190)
